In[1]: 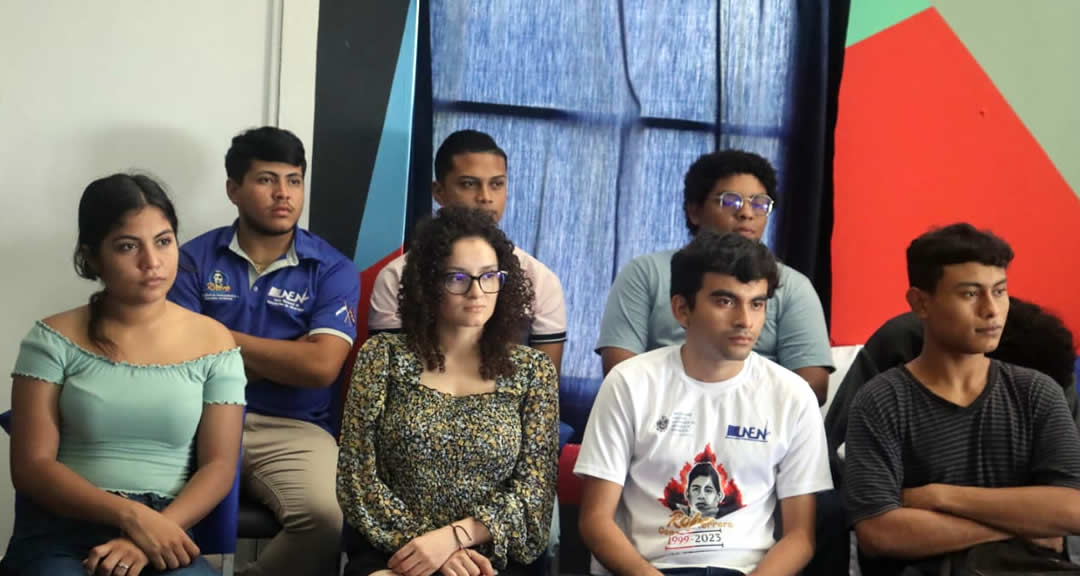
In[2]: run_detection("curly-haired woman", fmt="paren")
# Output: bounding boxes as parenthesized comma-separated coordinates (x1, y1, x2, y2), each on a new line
(337, 206, 558, 576)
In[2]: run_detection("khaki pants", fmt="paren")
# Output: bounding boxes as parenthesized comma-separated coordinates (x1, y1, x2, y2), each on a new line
(238, 412, 343, 576)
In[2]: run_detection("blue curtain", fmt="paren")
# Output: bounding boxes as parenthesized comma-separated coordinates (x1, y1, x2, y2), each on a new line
(428, 1, 844, 433)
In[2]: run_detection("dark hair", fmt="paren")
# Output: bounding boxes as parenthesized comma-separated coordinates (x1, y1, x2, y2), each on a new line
(398, 206, 533, 379)
(74, 173, 179, 352)
(683, 150, 778, 234)
(906, 223, 1014, 293)
(687, 462, 721, 492)
(434, 130, 507, 183)
(670, 231, 780, 307)
(225, 126, 307, 182)
(990, 297, 1076, 390)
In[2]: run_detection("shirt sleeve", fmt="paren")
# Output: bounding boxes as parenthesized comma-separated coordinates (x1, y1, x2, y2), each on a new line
(1028, 374, 1080, 489)
(595, 257, 656, 355)
(470, 349, 559, 567)
(11, 323, 68, 386)
(525, 258, 567, 345)
(775, 386, 834, 499)
(202, 348, 247, 405)
(336, 335, 436, 552)
(844, 383, 905, 525)
(168, 248, 204, 313)
(772, 268, 834, 372)
(367, 257, 403, 333)
(573, 369, 635, 486)
(308, 257, 361, 345)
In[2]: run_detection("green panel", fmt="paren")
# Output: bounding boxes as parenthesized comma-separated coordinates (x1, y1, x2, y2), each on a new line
(931, 0, 1080, 195)
(846, 0, 930, 47)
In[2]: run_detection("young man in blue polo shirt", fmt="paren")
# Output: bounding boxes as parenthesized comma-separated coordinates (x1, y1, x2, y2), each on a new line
(169, 126, 360, 576)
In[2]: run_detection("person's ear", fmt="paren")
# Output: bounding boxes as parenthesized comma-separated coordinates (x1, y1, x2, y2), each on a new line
(671, 293, 693, 329)
(907, 286, 930, 319)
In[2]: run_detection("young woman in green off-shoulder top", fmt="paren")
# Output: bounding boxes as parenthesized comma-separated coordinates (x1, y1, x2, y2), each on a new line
(337, 207, 559, 576)
(2, 174, 246, 576)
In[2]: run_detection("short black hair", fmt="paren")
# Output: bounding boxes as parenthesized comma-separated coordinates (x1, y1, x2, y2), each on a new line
(906, 223, 1014, 293)
(991, 297, 1076, 391)
(434, 130, 507, 183)
(225, 126, 307, 182)
(670, 231, 780, 307)
(683, 150, 777, 234)
(687, 462, 721, 492)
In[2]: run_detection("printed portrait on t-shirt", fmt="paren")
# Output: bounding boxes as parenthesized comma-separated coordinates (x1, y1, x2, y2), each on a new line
(655, 444, 744, 553)
(660, 443, 743, 520)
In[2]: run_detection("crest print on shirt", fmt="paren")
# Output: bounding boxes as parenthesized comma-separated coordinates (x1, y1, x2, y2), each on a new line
(656, 444, 743, 551)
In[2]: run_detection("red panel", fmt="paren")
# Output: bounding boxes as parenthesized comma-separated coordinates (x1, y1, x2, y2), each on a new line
(832, 8, 1080, 347)
(336, 246, 405, 436)
(558, 443, 584, 506)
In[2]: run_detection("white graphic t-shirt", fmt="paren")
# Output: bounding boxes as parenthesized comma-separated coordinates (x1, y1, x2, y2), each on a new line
(574, 345, 833, 574)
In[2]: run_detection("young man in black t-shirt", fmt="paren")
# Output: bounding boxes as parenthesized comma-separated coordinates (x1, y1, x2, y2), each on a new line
(845, 223, 1080, 575)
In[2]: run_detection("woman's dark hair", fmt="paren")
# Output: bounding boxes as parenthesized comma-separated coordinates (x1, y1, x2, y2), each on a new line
(398, 206, 533, 379)
(74, 173, 178, 352)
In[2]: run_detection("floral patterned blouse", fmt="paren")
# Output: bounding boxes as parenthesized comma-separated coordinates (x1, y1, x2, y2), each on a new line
(337, 333, 559, 568)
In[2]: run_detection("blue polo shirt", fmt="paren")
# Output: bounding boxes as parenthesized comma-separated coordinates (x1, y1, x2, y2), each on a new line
(168, 222, 360, 434)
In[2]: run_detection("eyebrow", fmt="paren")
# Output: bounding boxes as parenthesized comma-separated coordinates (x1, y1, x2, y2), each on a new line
(112, 228, 174, 241)
(457, 174, 506, 181)
(954, 280, 1008, 289)
(708, 289, 768, 301)
(445, 265, 500, 272)
(255, 170, 303, 179)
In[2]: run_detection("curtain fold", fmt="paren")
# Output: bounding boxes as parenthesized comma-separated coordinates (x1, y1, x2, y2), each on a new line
(774, 0, 850, 329)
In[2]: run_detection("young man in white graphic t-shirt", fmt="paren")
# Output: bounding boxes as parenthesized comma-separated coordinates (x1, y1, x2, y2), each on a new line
(575, 232, 833, 576)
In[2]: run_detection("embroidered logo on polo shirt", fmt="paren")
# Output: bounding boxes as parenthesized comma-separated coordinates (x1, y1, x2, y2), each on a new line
(203, 270, 238, 302)
(726, 423, 770, 443)
(335, 301, 357, 327)
(267, 286, 310, 312)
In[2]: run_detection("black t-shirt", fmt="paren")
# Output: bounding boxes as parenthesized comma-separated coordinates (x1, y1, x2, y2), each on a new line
(845, 360, 1080, 575)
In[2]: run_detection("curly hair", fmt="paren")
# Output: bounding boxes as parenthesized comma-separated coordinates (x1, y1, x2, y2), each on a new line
(398, 206, 534, 379)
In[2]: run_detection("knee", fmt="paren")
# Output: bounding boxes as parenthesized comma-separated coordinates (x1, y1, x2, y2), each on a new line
(284, 491, 343, 536)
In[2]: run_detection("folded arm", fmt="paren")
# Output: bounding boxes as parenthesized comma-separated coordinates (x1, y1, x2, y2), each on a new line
(855, 506, 1009, 558)
(905, 483, 1080, 538)
(232, 332, 351, 388)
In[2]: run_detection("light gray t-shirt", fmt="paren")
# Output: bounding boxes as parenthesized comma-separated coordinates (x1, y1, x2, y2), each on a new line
(595, 249, 834, 372)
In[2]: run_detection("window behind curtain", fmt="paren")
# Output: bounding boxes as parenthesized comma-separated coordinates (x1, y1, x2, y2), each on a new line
(430, 1, 799, 415)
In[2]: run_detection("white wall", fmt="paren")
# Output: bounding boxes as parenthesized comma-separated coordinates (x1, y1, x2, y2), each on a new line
(0, 0, 319, 551)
